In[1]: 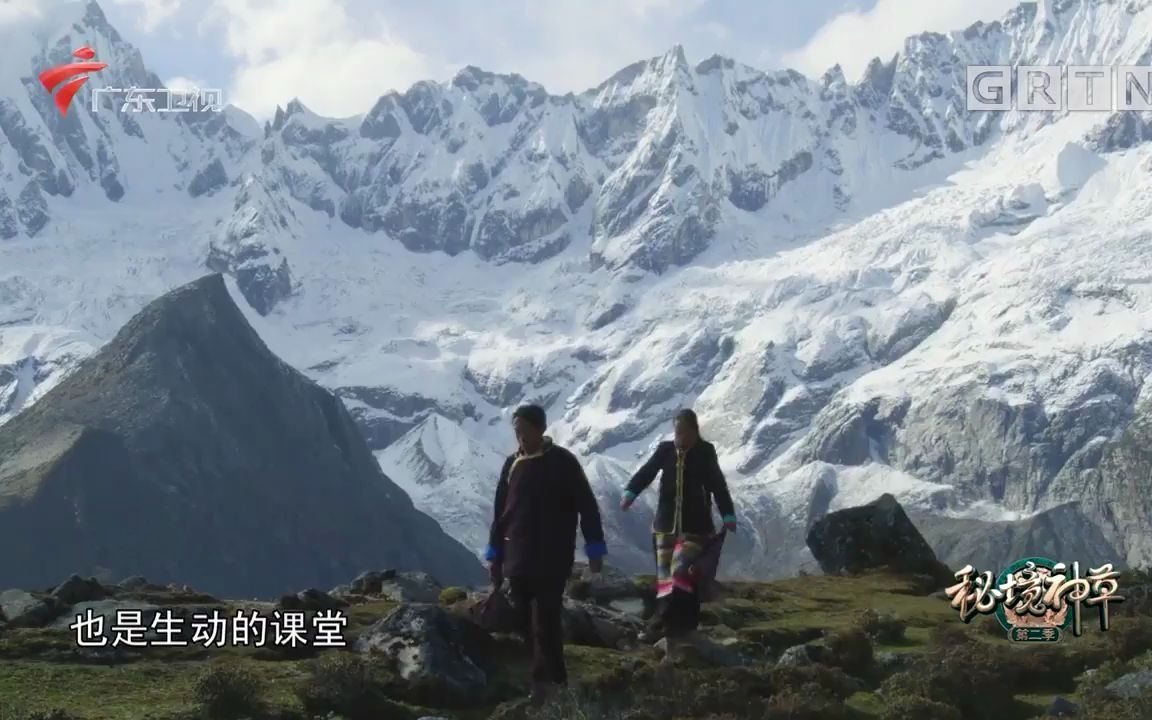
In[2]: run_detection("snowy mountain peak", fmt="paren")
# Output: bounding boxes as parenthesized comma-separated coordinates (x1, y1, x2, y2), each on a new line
(9, 0, 1152, 295)
(376, 414, 506, 559)
(7, 0, 1152, 579)
(821, 64, 848, 89)
(588, 44, 695, 106)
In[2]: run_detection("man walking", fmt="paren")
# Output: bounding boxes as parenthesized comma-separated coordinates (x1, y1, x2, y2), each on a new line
(485, 404, 607, 702)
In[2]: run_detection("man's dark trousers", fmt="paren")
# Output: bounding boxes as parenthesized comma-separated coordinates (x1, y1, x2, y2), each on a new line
(508, 575, 568, 685)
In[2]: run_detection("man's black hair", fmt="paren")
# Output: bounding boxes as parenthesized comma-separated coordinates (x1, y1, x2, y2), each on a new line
(675, 408, 704, 440)
(513, 404, 547, 431)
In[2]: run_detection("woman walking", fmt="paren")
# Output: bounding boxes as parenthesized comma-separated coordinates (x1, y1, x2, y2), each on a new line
(620, 409, 736, 660)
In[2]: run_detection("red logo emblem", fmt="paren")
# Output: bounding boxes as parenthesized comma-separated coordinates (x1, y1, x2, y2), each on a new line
(38, 45, 107, 117)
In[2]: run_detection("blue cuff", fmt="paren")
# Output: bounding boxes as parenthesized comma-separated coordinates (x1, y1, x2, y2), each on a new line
(722, 514, 737, 524)
(623, 491, 637, 501)
(483, 545, 501, 562)
(585, 541, 608, 560)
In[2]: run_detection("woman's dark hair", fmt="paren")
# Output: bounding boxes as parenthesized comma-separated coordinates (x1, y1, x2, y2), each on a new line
(674, 408, 704, 440)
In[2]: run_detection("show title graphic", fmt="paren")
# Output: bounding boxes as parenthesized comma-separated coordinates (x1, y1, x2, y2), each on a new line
(944, 557, 1124, 642)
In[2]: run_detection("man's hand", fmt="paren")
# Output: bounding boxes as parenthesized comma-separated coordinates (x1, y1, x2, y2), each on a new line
(488, 561, 504, 589)
(620, 491, 635, 511)
(588, 556, 604, 574)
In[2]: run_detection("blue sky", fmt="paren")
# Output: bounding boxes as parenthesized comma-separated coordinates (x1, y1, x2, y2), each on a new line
(14, 0, 1022, 120)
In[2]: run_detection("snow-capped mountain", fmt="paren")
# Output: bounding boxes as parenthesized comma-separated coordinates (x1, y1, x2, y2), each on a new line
(4, 0, 1152, 576)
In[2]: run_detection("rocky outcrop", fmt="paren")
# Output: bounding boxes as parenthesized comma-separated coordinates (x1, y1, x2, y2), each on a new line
(205, 178, 296, 315)
(791, 352, 1150, 569)
(0, 589, 59, 627)
(562, 599, 645, 650)
(1104, 669, 1152, 699)
(0, 275, 485, 597)
(332, 570, 445, 604)
(51, 575, 110, 606)
(354, 604, 491, 702)
(806, 494, 950, 584)
(1079, 396, 1152, 567)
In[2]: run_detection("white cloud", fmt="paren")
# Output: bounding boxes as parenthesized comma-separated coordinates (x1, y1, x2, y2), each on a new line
(110, 0, 182, 31)
(197, 0, 714, 117)
(622, 0, 705, 18)
(203, 0, 441, 119)
(701, 20, 730, 42)
(164, 74, 207, 91)
(471, 0, 707, 94)
(781, 0, 1019, 80)
(0, 0, 42, 25)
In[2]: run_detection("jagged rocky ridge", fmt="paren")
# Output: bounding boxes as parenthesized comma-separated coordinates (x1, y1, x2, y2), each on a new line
(0, 274, 485, 597)
(8, 1, 1142, 310)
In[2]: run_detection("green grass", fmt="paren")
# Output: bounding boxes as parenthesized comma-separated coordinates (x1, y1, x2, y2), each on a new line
(720, 571, 955, 654)
(0, 656, 310, 719)
(846, 690, 885, 716)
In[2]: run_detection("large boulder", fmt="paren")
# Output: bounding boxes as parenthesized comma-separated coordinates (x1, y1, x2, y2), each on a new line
(1105, 669, 1152, 699)
(806, 494, 951, 585)
(562, 599, 644, 649)
(0, 589, 59, 627)
(349, 569, 396, 595)
(380, 572, 443, 603)
(776, 644, 824, 668)
(52, 575, 110, 606)
(338, 570, 442, 603)
(279, 588, 348, 612)
(354, 604, 489, 702)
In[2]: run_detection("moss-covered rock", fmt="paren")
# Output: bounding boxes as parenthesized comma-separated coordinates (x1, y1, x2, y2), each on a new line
(438, 587, 468, 606)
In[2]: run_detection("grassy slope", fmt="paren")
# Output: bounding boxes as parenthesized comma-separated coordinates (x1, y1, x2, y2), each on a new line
(0, 573, 1141, 720)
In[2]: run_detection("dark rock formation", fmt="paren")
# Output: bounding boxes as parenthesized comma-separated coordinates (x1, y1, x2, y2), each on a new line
(1080, 396, 1152, 568)
(51, 575, 109, 606)
(806, 494, 950, 585)
(561, 598, 644, 649)
(0, 274, 485, 597)
(279, 588, 348, 612)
